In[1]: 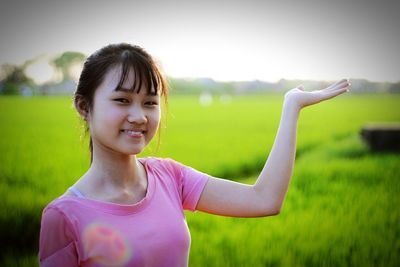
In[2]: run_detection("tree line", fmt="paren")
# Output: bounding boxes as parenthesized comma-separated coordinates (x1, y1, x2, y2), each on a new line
(1, 52, 399, 95)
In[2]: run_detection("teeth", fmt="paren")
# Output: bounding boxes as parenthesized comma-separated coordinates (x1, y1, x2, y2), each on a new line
(126, 130, 142, 134)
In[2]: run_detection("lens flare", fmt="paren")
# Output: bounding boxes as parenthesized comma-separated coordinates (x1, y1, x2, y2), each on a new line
(82, 222, 132, 266)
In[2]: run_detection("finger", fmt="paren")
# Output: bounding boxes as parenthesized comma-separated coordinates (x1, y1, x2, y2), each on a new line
(326, 78, 349, 90)
(325, 80, 344, 90)
(331, 81, 350, 91)
(323, 86, 349, 99)
(326, 79, 350, 91)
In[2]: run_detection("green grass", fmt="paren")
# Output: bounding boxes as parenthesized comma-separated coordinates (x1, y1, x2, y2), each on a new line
(0, 94, 399, 266)
(187, 134, 400, 266)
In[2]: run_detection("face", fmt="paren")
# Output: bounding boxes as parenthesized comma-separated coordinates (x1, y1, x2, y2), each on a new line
(87, 65, 161, 156)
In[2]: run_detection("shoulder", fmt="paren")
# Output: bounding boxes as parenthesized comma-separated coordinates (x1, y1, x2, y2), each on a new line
(141, 156, 210, 185)
(40, 197, 79, 241)
(140, 156, 183, 166)
(140, 157, 194, 192)
(41, 202, 71, 231)
(46, 195, 82, 210)
(42, 196, 85, 223)
(40, 197, 80, 264)
(140, 156, 186, 178)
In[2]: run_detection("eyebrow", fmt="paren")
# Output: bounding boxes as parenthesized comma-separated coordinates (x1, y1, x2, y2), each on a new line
(113, 86, 158, 96)
(113, 86, 132, 92)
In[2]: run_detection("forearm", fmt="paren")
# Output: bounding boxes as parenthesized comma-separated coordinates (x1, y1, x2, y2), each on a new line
(253, 99, 300, 212)
(197, 80, 348, 218)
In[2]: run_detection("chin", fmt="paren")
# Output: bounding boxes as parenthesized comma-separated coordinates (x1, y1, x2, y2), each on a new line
(116, 141, 149, 156)
(125, 148, 145, 155)
(119, 150, 140, 156)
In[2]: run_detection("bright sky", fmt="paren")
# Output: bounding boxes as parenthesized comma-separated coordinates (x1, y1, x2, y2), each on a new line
(1, 0, 399, 83)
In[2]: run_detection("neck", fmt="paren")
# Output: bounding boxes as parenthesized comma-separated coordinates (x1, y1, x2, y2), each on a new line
(72, 143, 149, 204)
(87, 145, 144, 189)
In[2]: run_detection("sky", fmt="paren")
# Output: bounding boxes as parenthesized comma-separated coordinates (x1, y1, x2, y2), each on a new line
(0, 0, 399, 83)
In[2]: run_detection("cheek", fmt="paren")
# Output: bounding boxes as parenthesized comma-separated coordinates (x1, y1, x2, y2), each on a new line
(104, 109, 125, 122)
(149, 110, 161, 128)
(90, 108, 125, 132)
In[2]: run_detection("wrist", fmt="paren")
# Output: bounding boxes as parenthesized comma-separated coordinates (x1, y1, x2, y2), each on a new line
(283, 98, 302, 115)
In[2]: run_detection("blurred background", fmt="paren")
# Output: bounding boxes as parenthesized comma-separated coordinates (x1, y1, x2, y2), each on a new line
(1, 0, 400, 92)
(0, 0, 399, 266)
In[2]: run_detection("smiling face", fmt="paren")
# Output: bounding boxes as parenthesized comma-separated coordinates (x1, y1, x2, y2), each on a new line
(88, 65, 161, 156)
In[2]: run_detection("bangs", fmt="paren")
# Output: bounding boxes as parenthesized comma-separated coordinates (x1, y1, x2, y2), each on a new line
(115, 50, 165, 96)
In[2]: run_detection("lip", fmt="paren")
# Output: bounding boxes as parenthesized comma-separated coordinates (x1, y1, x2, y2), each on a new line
(121, 129, 146, 138)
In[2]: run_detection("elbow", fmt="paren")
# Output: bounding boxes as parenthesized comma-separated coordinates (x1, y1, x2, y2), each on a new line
(270, 206, 281, 216)
(266, 206, 281, 216)
(266, 198, 284, 216)
(252, 186, 283, 217)
(257, 204, 281, 217)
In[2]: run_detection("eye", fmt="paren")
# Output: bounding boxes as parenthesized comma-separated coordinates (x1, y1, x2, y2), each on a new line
(114, 98, 129, 104)
(144, 101, 159, 106)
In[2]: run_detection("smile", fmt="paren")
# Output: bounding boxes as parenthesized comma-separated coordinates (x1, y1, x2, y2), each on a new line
(121, 130, 145, 138)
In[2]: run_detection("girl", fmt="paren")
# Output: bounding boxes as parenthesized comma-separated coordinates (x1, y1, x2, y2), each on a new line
(39, 43, 350, 267)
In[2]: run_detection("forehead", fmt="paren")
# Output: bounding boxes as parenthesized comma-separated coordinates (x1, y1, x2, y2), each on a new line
(97, 65, 157, 95)
(100, 65, 133, 90)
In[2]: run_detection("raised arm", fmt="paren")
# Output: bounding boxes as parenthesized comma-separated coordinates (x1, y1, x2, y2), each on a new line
(196, 79, 350, 217)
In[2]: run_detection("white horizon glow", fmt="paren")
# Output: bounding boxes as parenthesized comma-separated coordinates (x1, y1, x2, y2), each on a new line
(25, 59, 55, 85)
(1, 0, 399, 83)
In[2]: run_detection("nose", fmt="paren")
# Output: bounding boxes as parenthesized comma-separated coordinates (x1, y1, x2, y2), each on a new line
(127, 104, 147, 124)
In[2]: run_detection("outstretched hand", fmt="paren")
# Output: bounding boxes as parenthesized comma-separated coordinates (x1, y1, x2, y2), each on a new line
(284, 79, 350, 110)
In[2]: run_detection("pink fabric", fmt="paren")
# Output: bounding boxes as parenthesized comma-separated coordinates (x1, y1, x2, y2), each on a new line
(39, 157, 210, 267)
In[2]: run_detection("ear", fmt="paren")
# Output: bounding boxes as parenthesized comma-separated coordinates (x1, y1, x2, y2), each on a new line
(74, 94, 90, 121)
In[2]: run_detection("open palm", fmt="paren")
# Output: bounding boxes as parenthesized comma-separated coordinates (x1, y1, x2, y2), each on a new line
(284, 79, 350, 110)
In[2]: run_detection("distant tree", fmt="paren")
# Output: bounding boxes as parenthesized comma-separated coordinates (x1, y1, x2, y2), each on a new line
(52, 51, 86, 81)
(0, 64, 33, 95)
(388, 82, 400, 94)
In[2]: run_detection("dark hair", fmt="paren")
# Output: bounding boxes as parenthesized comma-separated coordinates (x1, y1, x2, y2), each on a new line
(74, 43, 168, 162)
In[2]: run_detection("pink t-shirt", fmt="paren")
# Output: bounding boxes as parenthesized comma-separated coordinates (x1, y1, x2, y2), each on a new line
(39, 157, 210, 267)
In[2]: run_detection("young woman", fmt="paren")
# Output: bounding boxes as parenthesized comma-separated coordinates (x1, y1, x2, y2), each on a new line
(39, 43, 350, 267)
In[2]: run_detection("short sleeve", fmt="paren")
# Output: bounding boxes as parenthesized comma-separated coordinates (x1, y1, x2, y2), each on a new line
(161, 158, 210, 212)
(39, 206, 79, 267)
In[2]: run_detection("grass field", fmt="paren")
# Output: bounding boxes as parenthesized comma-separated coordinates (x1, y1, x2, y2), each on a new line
(0, 93, 399, 266)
